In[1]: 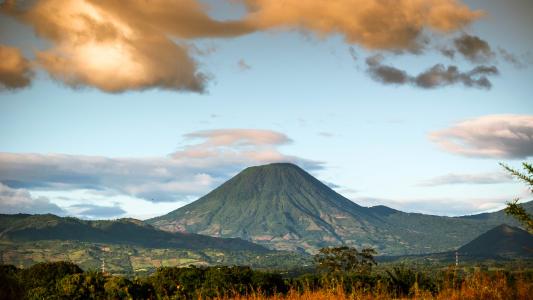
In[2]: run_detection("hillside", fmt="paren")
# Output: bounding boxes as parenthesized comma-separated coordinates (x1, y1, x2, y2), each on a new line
(149, 163, 531, 255)
(0, 214, 267, 252)
(458, 224, 533, 258)
(0, 214, 313, 275)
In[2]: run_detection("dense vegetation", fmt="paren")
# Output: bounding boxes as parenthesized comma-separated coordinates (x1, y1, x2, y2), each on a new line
(1, 248, 532, 300)
(0, 240, 310, 276)
(150, 163, 532, 255)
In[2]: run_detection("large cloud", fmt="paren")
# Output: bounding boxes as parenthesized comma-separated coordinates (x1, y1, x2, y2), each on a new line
(366, 55, 498, 89)
(0, 129, 322, 202)
(2, 0, 254, 93)
(243, 0, 482, 52)
(430, 114, 533, 159)
(0, 45, 33, 89)
(1, 0, 483, 92)
(0, 183, 65, 214)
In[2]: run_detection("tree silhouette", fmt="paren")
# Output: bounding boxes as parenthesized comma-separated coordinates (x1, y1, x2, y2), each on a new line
(500, 162, 533, 233)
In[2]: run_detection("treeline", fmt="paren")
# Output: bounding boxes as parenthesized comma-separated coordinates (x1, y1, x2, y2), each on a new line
(2, 261, 533, 300)
(1, 247, 532, 299)
(1, 262, 287, 299)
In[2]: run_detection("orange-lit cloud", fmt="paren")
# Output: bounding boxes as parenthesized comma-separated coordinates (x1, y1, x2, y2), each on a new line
(0, 45, 33, 89)
(242, 0, 483, 51)
(3, 0, 254, 93)
(16, 0, 235, 92)
(1, 0, 483, 92)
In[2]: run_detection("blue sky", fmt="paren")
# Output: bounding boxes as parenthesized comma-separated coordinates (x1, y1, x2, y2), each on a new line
(0, 0, 532, 219)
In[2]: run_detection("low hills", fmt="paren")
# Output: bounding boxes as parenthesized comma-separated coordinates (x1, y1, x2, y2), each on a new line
(0, 214, 311, 275)
(0, 214, 267, 252)
(149, 163, 531, 255)
(458, 224, 533, 258)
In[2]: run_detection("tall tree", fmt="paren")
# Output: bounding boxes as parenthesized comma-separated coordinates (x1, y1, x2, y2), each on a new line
(500, 162, 533, 233)
(314, 246, 376, 275)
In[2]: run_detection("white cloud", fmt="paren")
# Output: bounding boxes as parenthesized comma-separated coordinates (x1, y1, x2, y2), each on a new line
(357, 194, 524, 216)
(68, 203, 126, 219)
(429, 114, 533, 159)
(0, 183, 64, 215)
(0, 129, 322, 203)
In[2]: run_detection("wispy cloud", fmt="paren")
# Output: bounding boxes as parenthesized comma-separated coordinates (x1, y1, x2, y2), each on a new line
(0, 129, 322, 203)
(68, 203, 126, 219)
(237, 59, 251, 71)
(498, 48, 531, 69)
(430, 114, 533, 159)
(318, 132, 335, 138)
(419, 172, 512, 187)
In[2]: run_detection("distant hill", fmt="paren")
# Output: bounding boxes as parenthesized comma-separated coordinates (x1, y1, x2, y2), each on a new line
(149, 163, 532, 255)
(459, 224, 533, 258)
(0, 214, 267, 253)
(0, 214, 313, 275)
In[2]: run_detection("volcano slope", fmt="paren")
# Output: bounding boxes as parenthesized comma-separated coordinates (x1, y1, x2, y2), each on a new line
(149, 163, 530, 255)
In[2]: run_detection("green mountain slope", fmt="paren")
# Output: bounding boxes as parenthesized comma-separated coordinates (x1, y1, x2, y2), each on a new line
(0, 214, 267, 252)
(150, 163, 400, 253)
(149, 163, 531, 255)
(458, 224, 533, 258)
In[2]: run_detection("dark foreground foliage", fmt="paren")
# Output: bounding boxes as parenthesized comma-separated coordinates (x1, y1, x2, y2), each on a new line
(1, 260, 532, 300)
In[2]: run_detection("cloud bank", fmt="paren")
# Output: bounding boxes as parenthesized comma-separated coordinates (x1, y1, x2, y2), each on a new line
(430, 114, 533, 159)
(358, 195, 516, 216)
(0, 129, 322, 203)
(0, 45, 33, 89)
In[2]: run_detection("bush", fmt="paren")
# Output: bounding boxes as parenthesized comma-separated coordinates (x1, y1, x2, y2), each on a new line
(386, 264, 437, 297)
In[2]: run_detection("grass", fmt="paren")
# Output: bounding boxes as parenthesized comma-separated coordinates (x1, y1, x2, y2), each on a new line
(215, 271, 533, 300)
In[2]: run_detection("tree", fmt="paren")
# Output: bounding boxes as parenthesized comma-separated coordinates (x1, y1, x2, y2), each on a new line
(500, 162, 533, 233)
(314, 246, 377, 275)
